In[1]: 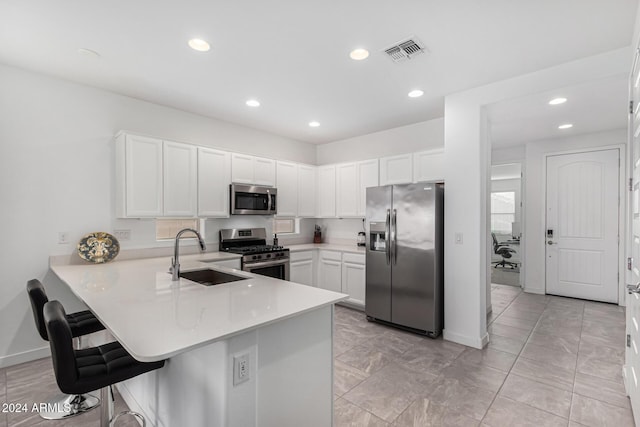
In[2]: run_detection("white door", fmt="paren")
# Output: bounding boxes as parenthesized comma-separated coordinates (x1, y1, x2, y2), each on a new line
(545, 149, 619, 302)
(625, 51, 640, 420)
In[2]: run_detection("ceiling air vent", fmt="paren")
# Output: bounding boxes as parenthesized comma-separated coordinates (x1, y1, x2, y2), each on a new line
(383, 37, 426, 63)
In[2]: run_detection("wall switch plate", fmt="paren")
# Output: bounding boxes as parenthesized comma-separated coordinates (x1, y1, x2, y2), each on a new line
(454, 232, 463, 244)
(233, 353, 250, 386)
(113, 229, 131, 241)
(58, 232, 70, 244)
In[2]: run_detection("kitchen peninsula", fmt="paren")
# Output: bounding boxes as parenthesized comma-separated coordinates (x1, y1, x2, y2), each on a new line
(50, 253, 347, 427)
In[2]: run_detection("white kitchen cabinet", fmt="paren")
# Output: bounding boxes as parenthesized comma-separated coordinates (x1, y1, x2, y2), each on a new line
(290, 251, 314, 286)
(341, 253, 366, 307)
(336, 163, 358, 217)
(198, 147, 231, 217)
(231, 154, 276, 186)
(413, 149, 444, 183)
(357, 159, 379, 216)
(276, 161, 298, 217)
(379, 153, 413, 185)
(316, 165, 336, 217)
(297, 164, 316, 217)
(116, 133, 163, 218)
(317, 250, 342, 293)
(163, 141, 197, 217)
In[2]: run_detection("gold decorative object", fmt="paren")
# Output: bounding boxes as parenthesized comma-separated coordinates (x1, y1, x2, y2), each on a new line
(77, 232, 120, 263)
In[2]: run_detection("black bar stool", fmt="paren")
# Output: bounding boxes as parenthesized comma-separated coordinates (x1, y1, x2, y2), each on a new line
(27, 278, 106, 419)
(44, 300, 165, 427)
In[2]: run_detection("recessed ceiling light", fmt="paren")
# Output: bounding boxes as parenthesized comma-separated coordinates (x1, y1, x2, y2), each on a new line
(349, 48, 369, 61)
(558, 123, 573, 129)
(308, 121, 320, 128)
(246, 99, 260, 107)
(77, 48, 100, 58)
(188, 38, 210, 52)
(549, 97, 567, 105)
(408, 90, 424, 98)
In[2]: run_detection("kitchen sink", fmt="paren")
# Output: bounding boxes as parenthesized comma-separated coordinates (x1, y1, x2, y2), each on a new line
(178, 269, 248, 286)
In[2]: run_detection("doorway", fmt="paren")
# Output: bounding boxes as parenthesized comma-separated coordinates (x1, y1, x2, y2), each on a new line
(490, 163, 522, 288)
(545, 148, 620, 303)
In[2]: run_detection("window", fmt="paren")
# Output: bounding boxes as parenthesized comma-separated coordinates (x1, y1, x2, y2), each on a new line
(272, 218, 299, 234)
(491, 192, 515, 234)
(156, 218, 201, 240)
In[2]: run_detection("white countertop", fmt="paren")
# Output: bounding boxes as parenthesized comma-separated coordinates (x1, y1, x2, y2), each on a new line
(50, 253, 347, 362)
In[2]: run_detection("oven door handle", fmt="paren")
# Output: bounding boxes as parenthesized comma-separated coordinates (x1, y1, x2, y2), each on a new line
(244, 259, 289, 269)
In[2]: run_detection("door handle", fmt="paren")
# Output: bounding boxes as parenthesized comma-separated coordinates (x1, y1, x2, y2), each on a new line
(627, 283, 640, 294)
(547, 240, 557, 245)
(391, 209, 397, 265)
(385, 209, 391, 265)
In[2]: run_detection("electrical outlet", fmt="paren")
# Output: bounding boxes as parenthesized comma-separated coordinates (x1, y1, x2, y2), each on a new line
(58, 232, 70, 244)
(233, 353, 250, 386)
(113, 229, 131, 241)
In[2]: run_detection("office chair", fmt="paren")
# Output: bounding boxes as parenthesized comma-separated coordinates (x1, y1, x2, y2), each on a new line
(492, 232, 517, 269)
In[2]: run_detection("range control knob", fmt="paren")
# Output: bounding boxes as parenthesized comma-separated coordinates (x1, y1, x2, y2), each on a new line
(266, 254, 271, 258)
(252, 255, 257, 260)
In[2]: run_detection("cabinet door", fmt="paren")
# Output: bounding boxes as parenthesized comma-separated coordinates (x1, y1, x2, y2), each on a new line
(379, 154, 413, 185)
(342, 262, 366, 307)
(231, 153, 255, 184)
(163, 141, 197, 217)
(291, 260, 314, 286)
(298, 164, 316, 217)
(413, 149, 444, 183)
(276, 161, 298, 217)
(318, 259, 342, 293)
(336, 163, 358, 217)
(198, 147, 231, 217)
(357, 159, 379, 216)
(124, 134, 163, 217)
(253, 156, 276, 187)
(316, 165, 336, 217)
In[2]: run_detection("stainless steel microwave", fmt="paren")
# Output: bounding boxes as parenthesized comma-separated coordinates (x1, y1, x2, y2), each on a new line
(230, 184, 277, 215)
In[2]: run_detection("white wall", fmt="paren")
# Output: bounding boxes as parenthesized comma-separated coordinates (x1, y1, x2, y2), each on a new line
(443, 47, 629, 349)
(316, 118, 444, 165)
(0, 64, 315, 367)
(523, 128, 627, 295)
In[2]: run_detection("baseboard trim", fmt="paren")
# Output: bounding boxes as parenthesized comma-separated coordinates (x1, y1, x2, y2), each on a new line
(524, 287, 545, 295)
(443, 329, 488, 349)
(0, 346, 50, 369)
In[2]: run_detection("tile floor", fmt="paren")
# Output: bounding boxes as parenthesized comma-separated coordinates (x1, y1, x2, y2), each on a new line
(0, 284, 633, 426)
(334, 284, 634, 427)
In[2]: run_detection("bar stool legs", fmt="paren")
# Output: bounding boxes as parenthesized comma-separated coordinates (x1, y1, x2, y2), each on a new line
(38, 392, 100, 420)
(100, 386, 146, 427)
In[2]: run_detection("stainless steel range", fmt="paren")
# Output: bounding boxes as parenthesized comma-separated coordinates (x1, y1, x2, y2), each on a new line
(219, 228, 290, 280)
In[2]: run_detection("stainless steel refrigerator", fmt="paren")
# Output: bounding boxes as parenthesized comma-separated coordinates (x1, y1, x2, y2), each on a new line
(365, 182, 444, 337)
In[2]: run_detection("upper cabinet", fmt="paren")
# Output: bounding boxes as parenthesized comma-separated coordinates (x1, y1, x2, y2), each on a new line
(379, 153, 413, 185)
(231, 153, 276, 187)
(276, 161, 298, 217)
(116, 133, 164, 218)
(316, 165, 336, 218)
(198, 147, 231, 217)
(413, 149, 444, 183)
(298, 164, 316, 217)
(336, 163, 358, 217)
(357, 159, 378, 216)
(163, 141, 197, 217)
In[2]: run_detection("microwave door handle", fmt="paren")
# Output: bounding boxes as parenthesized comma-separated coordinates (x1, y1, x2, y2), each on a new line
(267, 193, 272, 212)
(385, 209, 391, 265)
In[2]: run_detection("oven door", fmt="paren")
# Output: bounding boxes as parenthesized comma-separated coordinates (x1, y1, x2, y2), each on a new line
(243, 259, 290, 281)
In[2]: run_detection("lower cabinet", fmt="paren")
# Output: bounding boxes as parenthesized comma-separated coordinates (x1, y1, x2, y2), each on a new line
(316, 250, 365, 309)
(290, 251, 314, 286)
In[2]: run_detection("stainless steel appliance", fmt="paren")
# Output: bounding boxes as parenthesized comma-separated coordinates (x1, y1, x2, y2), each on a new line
(219, 228, 289, 280)
(365, 183, 444, 337)
(230, 183, 277, 215)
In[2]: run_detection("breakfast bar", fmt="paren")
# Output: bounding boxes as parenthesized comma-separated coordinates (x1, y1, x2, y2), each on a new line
(50, 254, 347, 427)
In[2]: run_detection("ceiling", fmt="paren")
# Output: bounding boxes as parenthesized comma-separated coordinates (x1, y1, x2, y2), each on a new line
(0, 1, 637, 144)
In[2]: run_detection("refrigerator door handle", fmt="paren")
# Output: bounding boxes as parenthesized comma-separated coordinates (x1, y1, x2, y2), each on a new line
(385, 209, 391, 265)
(391, 209, 397, 264)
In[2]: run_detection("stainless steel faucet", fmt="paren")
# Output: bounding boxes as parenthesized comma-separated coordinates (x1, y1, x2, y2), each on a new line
(171, 228, 206, 281)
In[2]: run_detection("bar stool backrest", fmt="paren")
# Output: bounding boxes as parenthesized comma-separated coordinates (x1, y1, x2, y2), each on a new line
(43, 300, 79, 392)
(26, 279, 49, 341)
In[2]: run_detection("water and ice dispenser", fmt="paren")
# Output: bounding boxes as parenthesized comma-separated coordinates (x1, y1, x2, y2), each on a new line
(369, 222, 386, 251)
